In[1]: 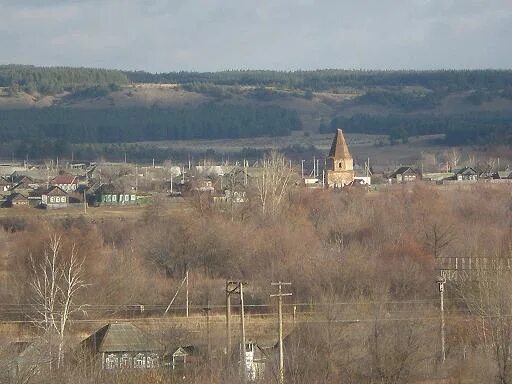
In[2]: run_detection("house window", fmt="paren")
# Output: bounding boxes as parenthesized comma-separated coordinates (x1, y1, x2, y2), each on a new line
(134, 353, 146, 368)
(120, 353, 130, 369)
(338, 162, 342, 168)
(50, 196, 55, 203)
(125, 195, 129, 202)
(105, 353, 119, 369)
(112, 195, 117, 202)
(146, 353, 159, 368)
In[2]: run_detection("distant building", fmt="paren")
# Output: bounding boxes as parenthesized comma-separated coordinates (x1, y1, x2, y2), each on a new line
(450, 166, 480, 181)
(325, 129, 354, 188)
(388, 167, 421, 183)
(41, 186, 69, 209)
(81, 322, 163, 370)
(51, 175, 79, 192)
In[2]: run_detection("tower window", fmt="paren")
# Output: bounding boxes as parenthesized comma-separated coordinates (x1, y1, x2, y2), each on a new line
(338, 162, 342, 168)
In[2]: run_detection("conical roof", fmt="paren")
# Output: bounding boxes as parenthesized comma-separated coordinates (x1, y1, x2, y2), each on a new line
(328, 129, 352, 159)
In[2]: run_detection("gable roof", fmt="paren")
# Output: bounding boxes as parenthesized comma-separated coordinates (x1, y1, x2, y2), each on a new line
(453, 166, 480, 176)
(45, 186, 68, 196)
(388, 166, 417, 178)
(81, 323, 163, 353)
(328, 129, 352, 160)
(52, 175, 78, 185)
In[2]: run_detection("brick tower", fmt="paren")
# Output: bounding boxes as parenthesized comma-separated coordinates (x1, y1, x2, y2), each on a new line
(325, 128, 354, 188)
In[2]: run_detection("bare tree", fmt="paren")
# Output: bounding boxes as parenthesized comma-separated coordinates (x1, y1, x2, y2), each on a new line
(458, 254, 512, 384)
(446, 149, 461, 171)
(254, 151, 295, 217)
(30, 234, 88, 369)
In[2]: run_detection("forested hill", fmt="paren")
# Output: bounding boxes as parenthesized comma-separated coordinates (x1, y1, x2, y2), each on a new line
(0, 65, 129, 94)
(1, 65, 512, 153)
(125, 69, 512, 91)
(2, 65, 512, 93)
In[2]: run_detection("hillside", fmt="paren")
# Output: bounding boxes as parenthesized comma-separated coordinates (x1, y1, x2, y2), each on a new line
(1, 66, 512, 160)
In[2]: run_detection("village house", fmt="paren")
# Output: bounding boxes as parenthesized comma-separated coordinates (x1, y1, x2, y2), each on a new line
(0, 176, 12, 192)
(90, 183, 138, 206)
(81, 322, 163, 370)
(41, 186, 69, 209)
(325, 129, 355, 188)
(0, 339, 50, 383)
(242, 342, 267, 381)
(51, 174, 79, 192)
(8, 193, 30, 208)
(450, 166, 480, 181)
(388, 166, 421, 183)
(164, 345, 201, 369)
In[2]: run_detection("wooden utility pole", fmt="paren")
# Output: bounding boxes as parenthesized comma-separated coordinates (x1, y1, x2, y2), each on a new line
(240, 282, 247, 382)
(226, 281, 241, 360)
(271, 282, 292, 384)
(83, 189, 87, 214)
(203, 300, 212, 371)
(185, 270, 189, 318)
(437, 276, 446, 363)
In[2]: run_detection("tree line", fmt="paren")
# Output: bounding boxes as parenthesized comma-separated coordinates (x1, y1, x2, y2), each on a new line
(0, 104, 301, 143)
(322, 112, 512, 145)
(125, 68, 512, 91)
(0, 64, 128, 95)
(2, 65, 512, 94)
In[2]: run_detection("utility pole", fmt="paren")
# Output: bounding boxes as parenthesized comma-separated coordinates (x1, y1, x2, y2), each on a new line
(240, 282, 247, 382)
(313, 156, 316, 178)
(186, 270, 189, 318)
(226, 281, 240, 361)
(271, 282, 292, 384)
(437, 276, 446, 363)
(203, 300, 212, 372)
(83, 189, 87, 214)
(225, 281, 247, 380)
(301, 160, 304, 180)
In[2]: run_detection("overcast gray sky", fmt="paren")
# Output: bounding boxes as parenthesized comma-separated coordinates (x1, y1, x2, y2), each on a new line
(0, 0, 510, 72)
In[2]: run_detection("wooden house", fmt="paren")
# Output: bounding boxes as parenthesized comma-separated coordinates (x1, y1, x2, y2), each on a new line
(41, 186, 69, 209)
(450, 166, 481, 181)
(81, 322, 163, 370)
(51, 175, 79, 192)
(8, 193, 30, 207)
(90, 184, 138, 206)
(388, 167, 421, 183)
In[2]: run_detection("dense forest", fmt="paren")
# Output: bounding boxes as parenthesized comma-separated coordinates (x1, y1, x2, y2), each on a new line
(0, 104, 301, 143)
(323, 113, 512, 145)
(125, 68, 512, 92)
(2, 65, 512, 94)
(1, 65, 512, 154)
(0, 65, 128, 94)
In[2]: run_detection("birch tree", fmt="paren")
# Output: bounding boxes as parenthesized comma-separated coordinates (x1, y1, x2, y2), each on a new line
(254, 151, 295, 217)
(30, 234, 88, 369)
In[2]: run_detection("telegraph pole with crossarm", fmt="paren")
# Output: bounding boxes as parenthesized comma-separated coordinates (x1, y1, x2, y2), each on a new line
(270, 282, 292, 384)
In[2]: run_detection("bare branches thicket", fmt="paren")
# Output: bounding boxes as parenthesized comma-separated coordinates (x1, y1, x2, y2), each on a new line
(254, 151, 295, 218)
(458, 251, 512, 384)
(30, 234, 88, 369)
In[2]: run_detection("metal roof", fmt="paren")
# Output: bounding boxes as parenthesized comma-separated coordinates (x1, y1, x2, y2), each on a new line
(82, 322, 163, 353)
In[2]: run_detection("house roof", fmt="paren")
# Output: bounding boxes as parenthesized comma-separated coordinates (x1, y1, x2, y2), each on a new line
(388, 166, 417, 178)
(45, 186, 68, 196)
(81, 323, 163, 353)
(328, 129, 352, 160)
(10, 193, 28, 202)
(453, 166, 480, 176)
(52, 175, 78, 184)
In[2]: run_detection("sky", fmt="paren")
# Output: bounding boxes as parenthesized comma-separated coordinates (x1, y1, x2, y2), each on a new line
(0, 0, 510, 72)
